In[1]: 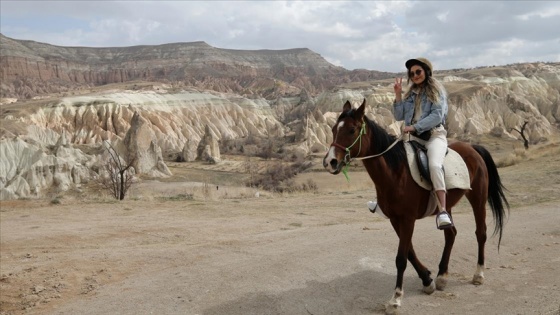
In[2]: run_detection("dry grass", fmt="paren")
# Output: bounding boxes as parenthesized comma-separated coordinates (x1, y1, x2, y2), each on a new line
(495, 141, 560, 207)
(496, 147, 529, 168)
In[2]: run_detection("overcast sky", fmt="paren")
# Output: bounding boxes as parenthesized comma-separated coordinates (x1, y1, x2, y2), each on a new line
(1, 1, 559, 72)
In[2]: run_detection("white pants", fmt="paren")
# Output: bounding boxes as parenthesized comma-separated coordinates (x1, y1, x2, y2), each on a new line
(426, 125, 448, 191)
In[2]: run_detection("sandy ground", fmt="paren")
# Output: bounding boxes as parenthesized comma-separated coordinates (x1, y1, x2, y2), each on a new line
(1, 143, 560, 315)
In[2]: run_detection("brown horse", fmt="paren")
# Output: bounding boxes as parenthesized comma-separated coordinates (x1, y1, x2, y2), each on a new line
(323, 99, 509, 314)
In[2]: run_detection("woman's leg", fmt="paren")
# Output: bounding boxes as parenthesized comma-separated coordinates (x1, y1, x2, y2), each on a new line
(426, 127, 447, 196)
(427, 127, 452, 228)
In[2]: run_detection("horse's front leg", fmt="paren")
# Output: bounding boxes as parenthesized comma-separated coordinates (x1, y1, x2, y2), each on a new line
(436, 217, 457, 290)
(408, 246, 436, 294)
(386, 218, 415, 315)
(390, 219, 435, 294)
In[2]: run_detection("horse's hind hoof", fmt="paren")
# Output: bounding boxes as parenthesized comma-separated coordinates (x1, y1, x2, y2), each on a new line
(472, 274, 485, 285)
(436, 275, 448, 290)
(472, 264, 485, 285)
(422, 280, 436, 294)
(385, 304, 400, 315)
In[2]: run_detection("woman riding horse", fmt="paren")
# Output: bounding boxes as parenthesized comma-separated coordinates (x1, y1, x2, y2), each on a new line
(394, 57, 452, 229)
(323, 98, 509, 314)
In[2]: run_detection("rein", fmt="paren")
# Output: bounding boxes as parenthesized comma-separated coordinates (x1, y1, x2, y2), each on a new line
(354, 133, 403, 161)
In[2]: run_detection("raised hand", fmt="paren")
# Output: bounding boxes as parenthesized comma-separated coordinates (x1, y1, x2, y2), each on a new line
(394, 77, 403, 102)
(394, 77, 403, 95)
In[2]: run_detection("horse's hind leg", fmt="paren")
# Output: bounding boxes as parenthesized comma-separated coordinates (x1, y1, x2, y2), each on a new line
(436, 210, 457, 290)
(467, 191, 488, 285)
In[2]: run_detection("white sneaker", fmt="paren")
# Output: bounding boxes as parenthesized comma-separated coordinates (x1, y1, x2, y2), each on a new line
(367, 201, 378, 213)
(436, 211, 454, 230)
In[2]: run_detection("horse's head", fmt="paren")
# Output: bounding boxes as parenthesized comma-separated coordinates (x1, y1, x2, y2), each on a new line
(323, 99, 367, 174)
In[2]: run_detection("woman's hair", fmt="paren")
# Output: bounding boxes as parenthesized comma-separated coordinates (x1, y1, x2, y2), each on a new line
(404, 68, 446, 104)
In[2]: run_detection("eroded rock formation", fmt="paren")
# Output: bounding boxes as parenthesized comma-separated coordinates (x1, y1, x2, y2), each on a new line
(197, 125, 221, 163)
(0, 135, 98, 199)
(120, 111, 171, 177)
(0, 90, 285, 199)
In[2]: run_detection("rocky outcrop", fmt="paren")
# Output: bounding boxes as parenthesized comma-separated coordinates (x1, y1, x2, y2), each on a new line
(179, 139, 198, 162)
(196, 125, 221, 163)
(0, 135, 98, 200)
(120, 112, 171, 177)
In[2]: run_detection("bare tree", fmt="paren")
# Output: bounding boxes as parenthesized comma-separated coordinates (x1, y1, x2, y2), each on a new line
(244, 155, 256, 187)
(100, 141, 136, 200)
(511, 121, 529, 150)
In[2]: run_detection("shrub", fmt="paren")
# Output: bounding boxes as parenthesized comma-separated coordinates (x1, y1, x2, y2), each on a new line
(157, 194, 194, 201)
(496, 148, 528, 167)
(246, 161, 315, 193)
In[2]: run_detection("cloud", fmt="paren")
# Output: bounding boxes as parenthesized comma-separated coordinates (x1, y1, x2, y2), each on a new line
(404, 1, 560, 45)
(0, 1, 559, 72)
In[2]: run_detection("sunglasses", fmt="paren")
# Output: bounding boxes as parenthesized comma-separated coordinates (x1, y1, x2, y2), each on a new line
(409, 69, 423, 77)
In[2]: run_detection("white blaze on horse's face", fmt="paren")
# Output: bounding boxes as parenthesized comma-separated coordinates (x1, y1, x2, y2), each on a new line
(324, 146, 338, 173)
(323, 121, 345, 173)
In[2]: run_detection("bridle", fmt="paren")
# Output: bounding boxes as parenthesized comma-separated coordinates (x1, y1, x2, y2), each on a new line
(330, 120, 367, 165)
(330, 120, 403, 164)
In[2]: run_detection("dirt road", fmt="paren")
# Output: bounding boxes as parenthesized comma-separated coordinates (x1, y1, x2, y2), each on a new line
(1, 186, 559, 315)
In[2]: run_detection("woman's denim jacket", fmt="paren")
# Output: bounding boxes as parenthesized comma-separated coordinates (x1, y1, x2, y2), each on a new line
(393, 90, 448, 134)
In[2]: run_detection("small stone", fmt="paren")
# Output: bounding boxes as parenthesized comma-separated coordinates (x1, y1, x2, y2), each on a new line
(33, 285, 45, 293)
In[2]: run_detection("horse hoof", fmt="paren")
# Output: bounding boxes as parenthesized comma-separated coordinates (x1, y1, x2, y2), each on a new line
(472, 274, 485, 285)
(385, 304, 400, 315)
(436, 275, 448, 290)
(423, 280, 436, 294)
(386, 288, 402, 314)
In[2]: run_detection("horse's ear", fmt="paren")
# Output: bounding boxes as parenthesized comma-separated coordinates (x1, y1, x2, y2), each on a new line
(356, 99, 366, 119)
(343, 100, 352, 112)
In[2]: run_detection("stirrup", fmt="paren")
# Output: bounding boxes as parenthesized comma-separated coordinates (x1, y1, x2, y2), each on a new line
(367, 201, 378, 214)
(436, 211, 454, 230)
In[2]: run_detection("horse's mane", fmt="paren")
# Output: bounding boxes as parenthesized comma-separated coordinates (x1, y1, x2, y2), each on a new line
(363, 115, 407, 173)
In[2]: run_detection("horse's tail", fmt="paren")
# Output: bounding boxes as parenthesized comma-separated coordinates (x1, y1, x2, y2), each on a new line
(472, 144, 510, 248)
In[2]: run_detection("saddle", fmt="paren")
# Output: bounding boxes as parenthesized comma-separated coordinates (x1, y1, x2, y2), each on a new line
(408, 140, 444, 185)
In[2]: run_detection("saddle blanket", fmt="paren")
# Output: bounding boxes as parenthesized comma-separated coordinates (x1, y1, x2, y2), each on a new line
(404, 141, 471, 191)
(403, 141, 471, 219)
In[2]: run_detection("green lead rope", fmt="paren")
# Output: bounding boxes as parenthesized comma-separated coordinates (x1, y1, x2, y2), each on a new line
(341, 121, 366, 182)
(342, 164, 350, 182)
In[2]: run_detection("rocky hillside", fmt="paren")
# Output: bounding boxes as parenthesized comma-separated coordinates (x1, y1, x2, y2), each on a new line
(0, 35, 558, 200)
(0, 34, 391, 100)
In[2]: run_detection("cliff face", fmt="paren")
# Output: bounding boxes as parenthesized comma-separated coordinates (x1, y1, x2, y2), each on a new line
(0, 34, 391, 99)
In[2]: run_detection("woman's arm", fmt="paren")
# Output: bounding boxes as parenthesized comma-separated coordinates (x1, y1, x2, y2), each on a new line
(393, 98, 406, 121)
(413, 94, 447, 134)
